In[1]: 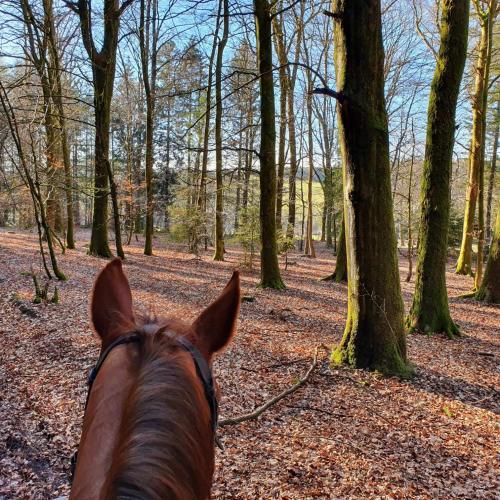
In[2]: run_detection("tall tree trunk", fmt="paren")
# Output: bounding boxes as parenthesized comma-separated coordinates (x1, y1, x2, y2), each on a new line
(286, 1, 304, 238)
(235, 109, 244, 232)
(242, 104, 254, 210)
(486, 98, 499, 244)
(69, 0, 130, 258)
(254, 0, 285, 289)
(475, 199, 500, 302)
(456, 1, 495, 275)
(321, 203, 327, 242)
(197, 1, 222, 211)
(304, 85, 315, 257)
(20, 0, 64, 238)
(474, 2, 495, 289)
(140, 0, 159, 256)
(44, 0, 75, 249)
(330, 0, 411, 376)
(214, 0, 229, 261)
(407, 0, 468, 337)
(273, 6, 287, 231)
(406, 126, 416, 283)
(92, 70, 113, 258)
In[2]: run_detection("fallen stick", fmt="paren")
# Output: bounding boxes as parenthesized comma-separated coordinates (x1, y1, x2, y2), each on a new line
(219, 345, 328, 427)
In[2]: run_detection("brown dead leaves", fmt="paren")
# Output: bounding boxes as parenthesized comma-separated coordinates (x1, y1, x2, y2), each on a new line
(0, 229, 498, 499)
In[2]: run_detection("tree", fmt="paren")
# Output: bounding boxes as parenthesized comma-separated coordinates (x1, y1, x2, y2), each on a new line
(303, 34, 316, 258)
(139, 0, 159, 256)
(197, 2, 222, 223)
(272, 4, 287, 231)
(0, 80, 66, 281)
(254, 0, 285, 290)
(213, 0, 229, 261)
(20, 0, 74, 245)
(44, 0, 75, 249)
(322, 212, 347, 282)
(328, 0, 412, 376)
(475, 199, 500, 302)
(456, 0, 497, 276)
(486, 97, 499, 244)
(66, 0, 132, 258)
(285, 1, 305, 238)
(406, 0, 469, 338)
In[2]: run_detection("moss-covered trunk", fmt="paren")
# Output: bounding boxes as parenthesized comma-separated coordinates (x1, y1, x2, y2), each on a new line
(456, 4, 494, 275)
(406, 0, 469, 337)
(475, 199, 500, 302)
(254, 0, 285, 289)
(330, 0, 411, 376)
(486, 99, 499, 244)
(474, 3, 495, 289)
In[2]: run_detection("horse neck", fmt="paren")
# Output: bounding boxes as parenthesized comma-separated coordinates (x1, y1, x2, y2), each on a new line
(102, 335, 215, 499)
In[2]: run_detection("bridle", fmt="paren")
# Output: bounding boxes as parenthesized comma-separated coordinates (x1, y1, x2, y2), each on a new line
(71, 332, 221, 479)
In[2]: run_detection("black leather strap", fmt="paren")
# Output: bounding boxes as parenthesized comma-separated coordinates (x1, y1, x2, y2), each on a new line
(176, 336, 219, 435)
(84, 334, 140, 411)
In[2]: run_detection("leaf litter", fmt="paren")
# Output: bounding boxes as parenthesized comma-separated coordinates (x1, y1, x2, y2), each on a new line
(0, 229, 498, 499)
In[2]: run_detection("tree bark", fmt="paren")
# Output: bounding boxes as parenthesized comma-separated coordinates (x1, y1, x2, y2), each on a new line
(254, 0, 285, 289)
(486, 98, 499, 244)
(456, 1, 495, 275)
(473, 1, 496, 289)
(286, 1, 304, 238)
(68, 0, 130, 258)
(273, 6, 287, 232)
(475, 199, 500, 302)
(213, 0, 229, 261)
(197, 1, 222, 212)
(330, 0, 411, 376)
(407, 0, 469, 337)
(140, 0, 159, 256)
(304, 84, 316, 258)
(44, 0, 75, 249)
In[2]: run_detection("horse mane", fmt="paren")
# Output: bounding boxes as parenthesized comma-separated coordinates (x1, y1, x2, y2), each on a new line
(102, 318, 214, 499)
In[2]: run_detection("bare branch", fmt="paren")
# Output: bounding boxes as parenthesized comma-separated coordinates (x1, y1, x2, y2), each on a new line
(219, 345, 328, 427)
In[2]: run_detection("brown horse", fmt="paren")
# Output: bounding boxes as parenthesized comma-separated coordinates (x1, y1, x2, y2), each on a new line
(70, 259, 240, 499)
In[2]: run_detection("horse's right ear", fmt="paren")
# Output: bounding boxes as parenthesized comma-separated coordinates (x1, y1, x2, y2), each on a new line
(91, 258, 134, 347)
(191, 271, 240, 358)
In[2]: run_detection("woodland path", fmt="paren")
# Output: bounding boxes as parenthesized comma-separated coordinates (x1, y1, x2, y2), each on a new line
(0, 229, 498, 499)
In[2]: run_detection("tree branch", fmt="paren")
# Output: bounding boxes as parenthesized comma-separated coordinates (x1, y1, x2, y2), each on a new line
(219, 345, 328, 427)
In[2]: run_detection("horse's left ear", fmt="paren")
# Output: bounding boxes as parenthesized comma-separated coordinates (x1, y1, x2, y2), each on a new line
(91, 258, 134, 347)
(192, 271, 240, 357)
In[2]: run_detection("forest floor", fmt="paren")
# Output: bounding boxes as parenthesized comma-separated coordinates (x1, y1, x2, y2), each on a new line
(0, 229, 498, 499)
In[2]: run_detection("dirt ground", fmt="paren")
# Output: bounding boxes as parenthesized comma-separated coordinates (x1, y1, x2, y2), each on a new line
(0, 229, 498, 499)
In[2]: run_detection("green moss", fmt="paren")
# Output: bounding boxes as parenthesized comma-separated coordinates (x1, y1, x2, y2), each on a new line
(259, 277, 286, 290)
(409, 0, 468, 335)
(406, 314, 460, 340)
(331, 342, 414, 379)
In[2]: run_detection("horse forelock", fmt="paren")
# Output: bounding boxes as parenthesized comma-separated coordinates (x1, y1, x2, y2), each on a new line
(102, 318, 215, 499)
